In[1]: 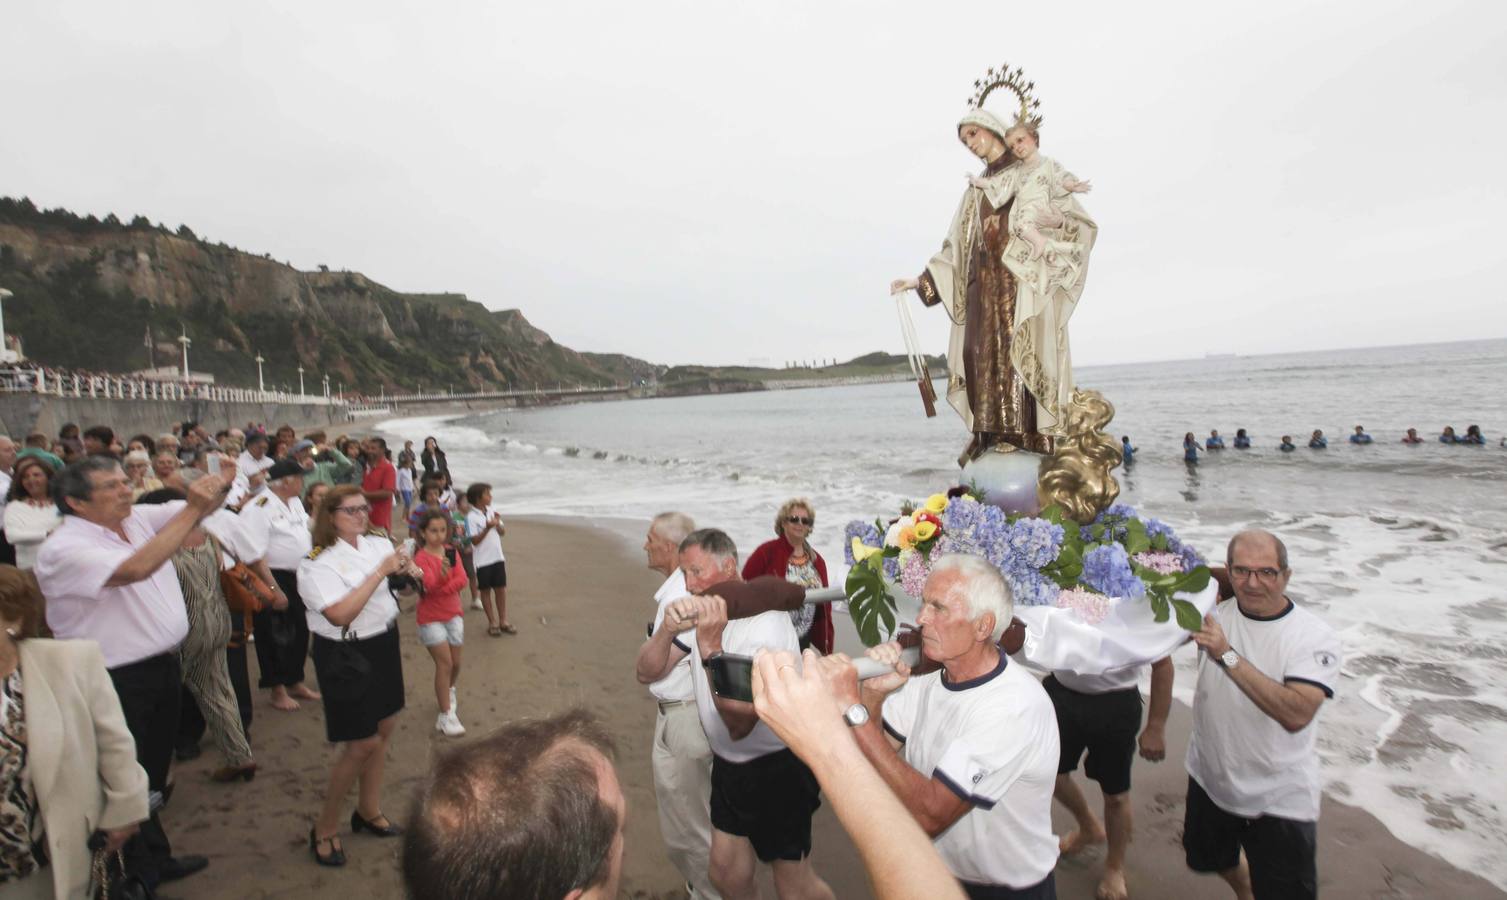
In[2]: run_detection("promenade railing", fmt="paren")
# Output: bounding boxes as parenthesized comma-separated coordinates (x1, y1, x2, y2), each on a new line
(0, 367, 344, 406)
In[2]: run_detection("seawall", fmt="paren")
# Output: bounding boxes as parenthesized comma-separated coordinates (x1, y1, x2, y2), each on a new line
(0, 394, 355, 441)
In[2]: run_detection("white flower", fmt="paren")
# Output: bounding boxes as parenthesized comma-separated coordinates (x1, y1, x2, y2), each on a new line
(884, 516, 915, 548)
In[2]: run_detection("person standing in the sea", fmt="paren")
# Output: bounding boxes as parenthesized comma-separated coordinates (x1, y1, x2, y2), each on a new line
(892, 104, 1095, 464)
(1184, 530, 1341, 900)
(1307, 430, 1327, 449)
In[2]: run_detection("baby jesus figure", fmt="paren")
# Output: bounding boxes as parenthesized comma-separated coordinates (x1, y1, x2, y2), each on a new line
(969, 123, 1091, 261)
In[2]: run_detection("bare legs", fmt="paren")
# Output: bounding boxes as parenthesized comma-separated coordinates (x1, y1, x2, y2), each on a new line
(708, 830, 833, 900)
(1055, 774, 1135, 899)
(425, 643, 462, 712)
(1218, 859, 1255, 900)
(1055, 773, 1107, 853)
(270, 684, 299, 711)
(314, 714, 398, 847)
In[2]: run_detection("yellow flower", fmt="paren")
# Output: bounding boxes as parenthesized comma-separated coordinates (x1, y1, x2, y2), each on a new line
(924, 493, 948, 514)
(850, 537, 882, 562)
(914, 521, 938, 542)
(897, 525, 918, 551)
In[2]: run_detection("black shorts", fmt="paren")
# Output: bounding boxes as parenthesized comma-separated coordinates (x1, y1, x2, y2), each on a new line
(1043, 675, 1142, 795)
(1183, 777, 1317, 900)
(476, 560, 507, 589)
(961, 872, 1056, 900)
(710, 749, 822, 863)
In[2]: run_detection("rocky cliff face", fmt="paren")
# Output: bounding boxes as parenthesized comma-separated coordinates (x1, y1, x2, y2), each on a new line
(0, 197, 660, 393)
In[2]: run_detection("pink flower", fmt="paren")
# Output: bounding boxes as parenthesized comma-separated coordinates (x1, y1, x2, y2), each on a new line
(1055, 587, 1112, 625)
(900, 551, 930, 598)
(1132, 550, 1183, 575)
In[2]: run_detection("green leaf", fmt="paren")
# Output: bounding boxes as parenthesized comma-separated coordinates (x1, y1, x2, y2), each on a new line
(1039, 505, 1065, 526)
(1124, 519, 1150, 556)
(1150, 532, 1170, 552)
(1149, 593, 1170, 623)
(845, 564, 896, 648)
(1175, 566, 1212, 595)
(1171, 598, 1203, 631)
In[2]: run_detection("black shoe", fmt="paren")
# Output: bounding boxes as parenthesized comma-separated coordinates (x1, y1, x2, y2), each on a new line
(158, 855, 209, 883)
(174, 742, 202, 762)
(309, 829, 346, 867)
(350, 810, 403, 837)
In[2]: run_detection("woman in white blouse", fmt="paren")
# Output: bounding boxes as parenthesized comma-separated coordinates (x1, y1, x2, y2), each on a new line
(297, 485, 421, 868)
(3, 458, 62, 569)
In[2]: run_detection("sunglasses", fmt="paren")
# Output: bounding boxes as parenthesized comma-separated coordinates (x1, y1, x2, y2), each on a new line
(785, 516, 814, 526)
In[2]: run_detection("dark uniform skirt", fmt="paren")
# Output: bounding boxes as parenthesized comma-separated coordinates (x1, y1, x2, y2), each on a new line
(311, 623, 405, 743)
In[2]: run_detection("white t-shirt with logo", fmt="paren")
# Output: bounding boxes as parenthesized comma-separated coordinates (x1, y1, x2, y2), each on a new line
(881, 655, 1060, 889)
(647, 569, 694, 703)
(680, 609, 798, 763)
(466, 506, 505, 567)
(1186, 597, 1342, 821)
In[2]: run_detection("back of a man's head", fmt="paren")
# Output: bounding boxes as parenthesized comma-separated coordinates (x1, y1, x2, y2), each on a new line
(403, 709, 621, 900)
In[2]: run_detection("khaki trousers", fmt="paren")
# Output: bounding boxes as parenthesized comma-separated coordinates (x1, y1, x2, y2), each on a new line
(652, 701, 721, 900)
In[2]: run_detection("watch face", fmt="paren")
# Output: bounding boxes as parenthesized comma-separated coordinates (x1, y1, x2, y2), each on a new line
(1221, 650, 1238, 667)
(843, 703, 869, 727)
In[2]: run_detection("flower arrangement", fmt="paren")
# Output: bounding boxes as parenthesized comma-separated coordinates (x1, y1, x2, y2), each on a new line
(843, 493, 1211, 646)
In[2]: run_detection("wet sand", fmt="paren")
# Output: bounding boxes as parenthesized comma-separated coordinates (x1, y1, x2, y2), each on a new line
(166, 518, 1504, 899)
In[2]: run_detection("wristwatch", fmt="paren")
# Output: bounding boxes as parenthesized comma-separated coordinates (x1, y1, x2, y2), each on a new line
(1220, 649, 1240, 670)
(842, 703, 870, 727)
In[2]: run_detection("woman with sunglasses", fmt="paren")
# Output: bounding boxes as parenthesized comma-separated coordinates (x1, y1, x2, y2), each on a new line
(741, 497, 832, 653)
(297, 485, 421, 867)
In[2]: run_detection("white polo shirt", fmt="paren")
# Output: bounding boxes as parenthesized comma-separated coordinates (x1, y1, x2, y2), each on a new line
(1186, 597, 1342, 822)
(238, 492, 312, 571)
(646, 569, 693, 703)
(237, 450, 273, 495)
(680, 609, 798, 763)
(882, 655, 1060, 889)
(466, 506, 505, 568)
(297, 534, 401, 641)
(35, 504, 192, 669)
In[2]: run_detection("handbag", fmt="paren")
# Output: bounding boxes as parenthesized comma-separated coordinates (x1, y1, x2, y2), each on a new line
(209, 535, 277, 615)
(320, 625, 373, 702)
(91, 845, 154, 900)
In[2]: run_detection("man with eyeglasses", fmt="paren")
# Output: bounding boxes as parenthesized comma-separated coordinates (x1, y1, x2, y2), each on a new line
(1183, 530, 1342, 900)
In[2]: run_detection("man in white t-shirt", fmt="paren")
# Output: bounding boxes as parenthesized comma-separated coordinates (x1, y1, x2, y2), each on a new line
(1184, 530, 1342, 900)
(1046, 654, 1172, 900)
(632, 512, 721, 900)
(236, 431, 274, 498)
(464, 482, 511, 635)
(647, 529, 833, 900)
(833, 554, 1059, 899)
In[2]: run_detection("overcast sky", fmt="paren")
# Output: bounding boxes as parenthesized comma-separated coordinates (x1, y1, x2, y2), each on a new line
(4, 1, 1505, 368)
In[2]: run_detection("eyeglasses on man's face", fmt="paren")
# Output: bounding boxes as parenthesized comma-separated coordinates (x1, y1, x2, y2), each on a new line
(785, 516, 814, 527)
(335, 504, 371, 516)
(1230, 565, 1283, 581)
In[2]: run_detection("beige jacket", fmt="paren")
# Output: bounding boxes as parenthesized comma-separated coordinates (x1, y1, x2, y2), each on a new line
(14, 639, 149, 900)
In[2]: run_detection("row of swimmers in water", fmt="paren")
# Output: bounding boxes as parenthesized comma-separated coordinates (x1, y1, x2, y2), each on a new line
(1119, 425, 1496, 463)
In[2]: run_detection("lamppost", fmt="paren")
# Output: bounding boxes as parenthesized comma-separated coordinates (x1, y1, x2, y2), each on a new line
(0, 287, 12, 364)
(298, 365, 305, 397)
(323, 374, 330, 399)
(255, 354, 266, 394)
(177, 327, 192, 380)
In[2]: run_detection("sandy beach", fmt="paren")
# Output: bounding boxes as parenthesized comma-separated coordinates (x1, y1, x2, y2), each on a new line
(166, 518, 1505, 899)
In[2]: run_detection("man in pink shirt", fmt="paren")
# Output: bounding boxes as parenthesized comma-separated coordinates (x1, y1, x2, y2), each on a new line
(361, 437, 397, 533)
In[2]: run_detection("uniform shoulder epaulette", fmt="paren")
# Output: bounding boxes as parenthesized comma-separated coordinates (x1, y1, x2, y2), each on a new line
(255, 495, 270, 507)
(306, 546, 325, 560)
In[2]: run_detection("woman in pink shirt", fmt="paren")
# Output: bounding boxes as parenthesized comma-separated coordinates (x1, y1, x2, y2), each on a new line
(412, 511, 470, 737)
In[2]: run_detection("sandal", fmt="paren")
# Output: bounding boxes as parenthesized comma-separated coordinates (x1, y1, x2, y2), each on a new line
(309, 828, 346, 867)
(500, 623, 518, 635)
(487, 626, 504, 637)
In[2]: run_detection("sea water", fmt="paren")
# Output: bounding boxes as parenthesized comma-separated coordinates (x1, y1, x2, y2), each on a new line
(382, 337, 1507, 886)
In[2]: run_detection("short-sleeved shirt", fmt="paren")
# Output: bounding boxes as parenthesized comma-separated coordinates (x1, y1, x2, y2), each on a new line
(647, 569, 693, 703)
(1186, 597, 1342, 822)
(466, 506, 505, 568)
(297, 534, 401, 641)
(237, 451, 274, 495)
(1051, 663, 1143, 695)
(681, 609, 798, 763)
(882, 655, 1060, 889)
(35, 504, 192, 669)
(361, 460, 397, 531)
(238, 492, 312, 571)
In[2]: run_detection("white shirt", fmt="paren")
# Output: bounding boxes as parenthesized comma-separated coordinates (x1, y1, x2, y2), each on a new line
(297, 534, 401, 641)
(1051, 663, 1143, 695)
(682, 609, 797, 762)
(4, 501, 63, 569)
(1186, 597, 1342, 822)
(882, 655, 1060, 889)
(238, 492, 312, 571)
(647, 569, 693, 703)
(237, 450, 274, 495)
(0, 469, 10, 521)
(396, 466, 415, 493)
(35, 504, 192, 669)
(466, 506, 505, 567)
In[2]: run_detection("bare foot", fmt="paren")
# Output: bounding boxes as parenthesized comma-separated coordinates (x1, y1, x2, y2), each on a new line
(270, 688, 300, 711)
(1059, 826, 1107, 855)
(288, 684, 322, 701)
(1096, 868, 1129, 900)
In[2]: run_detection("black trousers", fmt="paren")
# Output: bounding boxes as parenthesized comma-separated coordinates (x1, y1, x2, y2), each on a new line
(108, 652, 183, 887)
(252, 569, 310, 687)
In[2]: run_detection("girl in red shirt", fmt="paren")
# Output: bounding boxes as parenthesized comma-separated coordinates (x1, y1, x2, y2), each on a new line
(413, 511, 471, 736)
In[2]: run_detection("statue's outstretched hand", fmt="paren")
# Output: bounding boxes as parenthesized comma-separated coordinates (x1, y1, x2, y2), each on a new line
(890, 277, 919, 295)
(1062, 177, 1092, 194)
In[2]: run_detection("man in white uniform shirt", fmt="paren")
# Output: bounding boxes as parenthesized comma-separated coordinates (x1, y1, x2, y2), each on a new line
(633, 512, 721, 900)
(236, 430, 274, 498)
(35, 456, 235, 889)
(647, 529, 833, 900)
(239, 457, 321, 711)
(1184, 530, 1341, 900)
(838, 554, 1059, 899)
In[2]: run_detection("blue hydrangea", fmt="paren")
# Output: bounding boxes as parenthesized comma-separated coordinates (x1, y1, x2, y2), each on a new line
(1006, 568, 1061, 607)
(844, 520, 881, 566)
(1178, 543, 1205, 572)
(1080, 543, 1146, 599)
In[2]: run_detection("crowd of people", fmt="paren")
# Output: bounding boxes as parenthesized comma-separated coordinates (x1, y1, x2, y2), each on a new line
(1117, 423, 1501, 465)
(0, 418, 518, 896)
(0, 413, 1348, 900)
